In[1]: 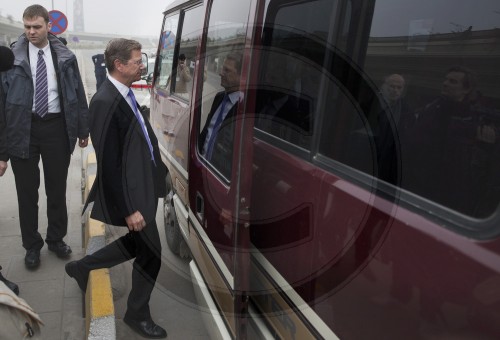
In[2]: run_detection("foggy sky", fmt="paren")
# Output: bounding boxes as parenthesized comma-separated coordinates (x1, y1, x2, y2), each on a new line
(0, 0, 174, 36)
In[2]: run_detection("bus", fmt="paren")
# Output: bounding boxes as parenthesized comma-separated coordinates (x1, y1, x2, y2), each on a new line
(148, 0, 500, 338)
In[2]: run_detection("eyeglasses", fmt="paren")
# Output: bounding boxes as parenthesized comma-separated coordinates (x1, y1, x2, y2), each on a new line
(127, 59, 144, 66)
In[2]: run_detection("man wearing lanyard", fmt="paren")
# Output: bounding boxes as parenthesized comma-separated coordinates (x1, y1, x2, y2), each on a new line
(65, 38, 168, 338)
(1, 4, 89, 269)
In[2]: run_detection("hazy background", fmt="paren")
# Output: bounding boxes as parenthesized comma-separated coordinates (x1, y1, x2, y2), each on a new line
(0, 0, 175, 36)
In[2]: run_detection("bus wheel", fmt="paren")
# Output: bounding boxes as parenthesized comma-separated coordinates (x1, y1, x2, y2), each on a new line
(164, 175, 182, 255)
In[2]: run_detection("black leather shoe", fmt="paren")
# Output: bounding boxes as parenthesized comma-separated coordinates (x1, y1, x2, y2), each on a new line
(25, 249, 41, 269)
(123, 316, 167, 339)
(65, 261, 88, 292)
(0, 268, 19, 295)
(47, 241, 72, 258)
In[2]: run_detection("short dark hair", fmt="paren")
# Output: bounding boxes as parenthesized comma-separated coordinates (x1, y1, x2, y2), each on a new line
(23, 4, 49, 23)
(446, 65, 477, 91)
(104, 38, 142, 72)
(179, 53, 186, 61)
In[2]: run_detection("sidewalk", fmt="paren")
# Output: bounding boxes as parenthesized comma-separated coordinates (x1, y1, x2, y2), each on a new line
(0, 147, 86, 339)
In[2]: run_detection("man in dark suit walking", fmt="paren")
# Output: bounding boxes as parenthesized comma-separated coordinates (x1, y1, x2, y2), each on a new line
(65, 39, 167, 338)
(200, 52, 243, 179)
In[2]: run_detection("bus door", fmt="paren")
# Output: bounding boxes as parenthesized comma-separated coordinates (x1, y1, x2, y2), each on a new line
(188, 0, 255, 337)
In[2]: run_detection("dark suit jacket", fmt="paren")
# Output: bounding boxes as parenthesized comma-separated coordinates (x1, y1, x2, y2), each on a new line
(199, 91, 239, 179)
(84, 79, 166, 226)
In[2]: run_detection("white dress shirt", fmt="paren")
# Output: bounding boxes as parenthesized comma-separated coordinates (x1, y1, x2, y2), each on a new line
(29, 42, 60, 113)
(108, 75, 152, 141)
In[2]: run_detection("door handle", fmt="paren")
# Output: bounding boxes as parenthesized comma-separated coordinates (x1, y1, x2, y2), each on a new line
(196, 191, 204, 222)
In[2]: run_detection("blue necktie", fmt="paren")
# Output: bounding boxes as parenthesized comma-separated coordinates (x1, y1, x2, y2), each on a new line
(34, 50, 48, 117)
(206, 94, 229, 160)
(128, 89, 156, 165)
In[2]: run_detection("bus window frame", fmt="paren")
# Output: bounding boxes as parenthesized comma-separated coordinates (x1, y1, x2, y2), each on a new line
(256, 0, 500, 240)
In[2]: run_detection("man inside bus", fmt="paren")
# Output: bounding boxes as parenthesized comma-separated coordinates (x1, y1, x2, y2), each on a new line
(199, 51, 243, 179)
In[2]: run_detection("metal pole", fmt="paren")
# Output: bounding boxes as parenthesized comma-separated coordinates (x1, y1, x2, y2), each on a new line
(52, 0, 54, 10)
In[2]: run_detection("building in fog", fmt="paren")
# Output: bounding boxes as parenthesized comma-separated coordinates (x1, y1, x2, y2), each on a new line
(73, 0, 84, 32)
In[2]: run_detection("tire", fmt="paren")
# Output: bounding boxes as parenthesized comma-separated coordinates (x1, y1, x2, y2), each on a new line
(164, 175, 182, 255)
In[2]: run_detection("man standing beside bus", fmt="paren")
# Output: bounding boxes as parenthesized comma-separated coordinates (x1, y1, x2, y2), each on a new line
(1, 4, 89, 269)
(65, 38, 167, 339)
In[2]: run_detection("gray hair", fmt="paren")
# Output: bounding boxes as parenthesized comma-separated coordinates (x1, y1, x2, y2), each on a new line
(104, 38, 142, 72)
(225, 51, 243, 74)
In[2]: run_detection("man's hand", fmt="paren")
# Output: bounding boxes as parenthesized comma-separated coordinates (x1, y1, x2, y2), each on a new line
(78, 137, 89, 148)
(125, 211, 146, 232)
(0, 161, 7, 177)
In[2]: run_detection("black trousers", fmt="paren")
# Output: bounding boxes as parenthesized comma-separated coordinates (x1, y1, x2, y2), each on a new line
(10, 115, 71, 251)
(79, 220, 162, 320)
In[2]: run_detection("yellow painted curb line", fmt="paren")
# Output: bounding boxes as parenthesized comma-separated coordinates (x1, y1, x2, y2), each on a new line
(87, 269, 114, 318)
(81, 149, 96, 203)
(81, 146, 116, 339)
(86, 152, 96, 170)
(85, 269, 115, 339)
(84, 218, 105, 249)
(84, 174, 96, 203)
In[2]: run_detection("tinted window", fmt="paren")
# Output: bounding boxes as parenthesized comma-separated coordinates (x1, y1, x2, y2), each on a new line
(154, 14, 179, 90)
(197, 0, 251, 181)
(256, 0, 500, 219)
(171, 6, 204, 99)
(255, 0, 340, 152)
(315, 0, 500, 218)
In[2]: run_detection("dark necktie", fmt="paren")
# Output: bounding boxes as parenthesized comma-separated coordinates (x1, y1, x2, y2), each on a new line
(206, 94, 229, 160)
(128, 89, 156, 164)
(34, 50, 48, 117)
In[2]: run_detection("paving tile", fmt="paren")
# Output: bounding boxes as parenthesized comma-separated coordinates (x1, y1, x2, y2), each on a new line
(8, 252, 67, 283)
(18, 279, 64, 313)
(61, 297, 85, 340)
(37, 311, 62, 340)
(64, 271, 84, 299)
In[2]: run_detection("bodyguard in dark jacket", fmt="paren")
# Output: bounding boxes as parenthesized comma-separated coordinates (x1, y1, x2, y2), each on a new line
(65, 39, 167, 339)
(0, 5, 89, 269)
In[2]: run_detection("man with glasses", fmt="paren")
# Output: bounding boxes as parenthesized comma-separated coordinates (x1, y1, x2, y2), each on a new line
(65, 38, 167, 338)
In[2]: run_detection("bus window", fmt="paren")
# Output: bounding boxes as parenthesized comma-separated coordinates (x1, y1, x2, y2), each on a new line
(155, 14, 179, 91)
(254, 0, 342, 153)
(197, 0, 251, 181)
(255, 50, 314, 150)
(329, 0, 500, 218)
(171, 6, 204, 100)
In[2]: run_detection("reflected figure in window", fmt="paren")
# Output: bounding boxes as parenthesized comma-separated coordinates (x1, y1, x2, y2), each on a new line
(256, 55, 312, 148)
(200, 52, 243, 179)
(380, 74, 414, 130)
(409, 66, 497, 215)
(175, 54, 192, 94)
(377, 74, 416, 184)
